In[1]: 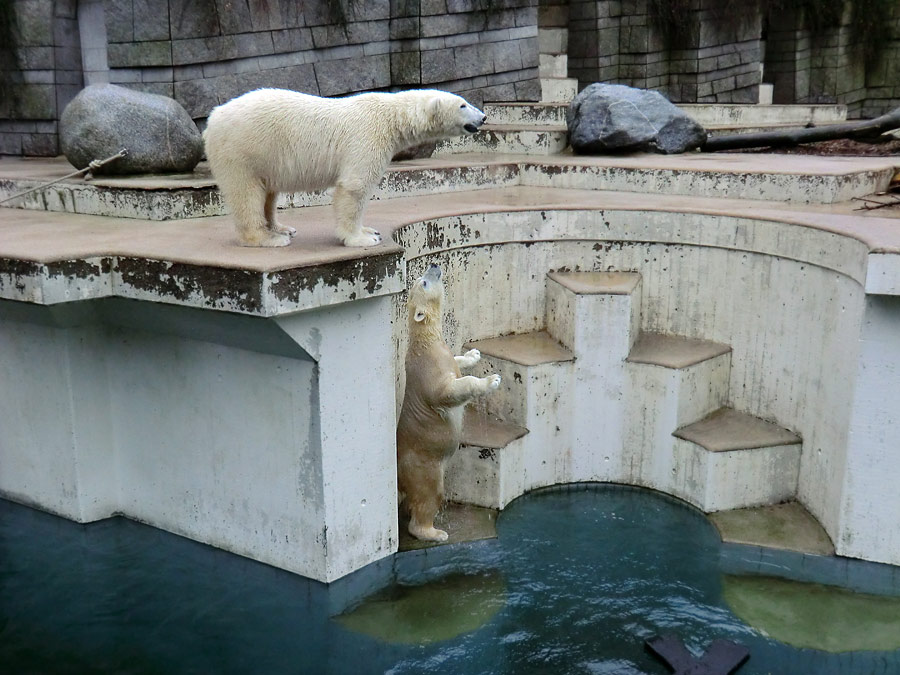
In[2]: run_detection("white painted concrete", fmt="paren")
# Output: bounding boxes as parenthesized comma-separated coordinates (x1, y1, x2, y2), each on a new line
(540, 77, 578, 102)
(434, 127, 568, 156)
(624, 351, 732, 492)
(546, 274, 641, 483)
(394, 208, 872, 553)
(839, 296, 900, 565)
(671, 439, 801, 512)
(0, 296, 398, 583)
(678, 103, 847, 126)
(539, 53, 568, 78)
(445, 437, 527, 509)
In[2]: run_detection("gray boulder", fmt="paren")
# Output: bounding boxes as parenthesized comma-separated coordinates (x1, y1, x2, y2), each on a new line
(60, 84, 203, 175)
(567, 83, 707, 155)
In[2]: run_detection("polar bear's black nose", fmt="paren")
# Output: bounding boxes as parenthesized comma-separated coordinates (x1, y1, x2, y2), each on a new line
(481, 115, 487, 124)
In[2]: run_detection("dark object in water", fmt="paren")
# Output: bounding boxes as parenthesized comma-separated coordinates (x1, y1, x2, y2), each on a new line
(645, 634, 749, 674)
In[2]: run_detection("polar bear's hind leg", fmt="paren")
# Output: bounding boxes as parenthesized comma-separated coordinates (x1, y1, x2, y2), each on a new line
(220, 173, 291, 247)
(264, 191, 296, 238)
(333, 184, 382, 247)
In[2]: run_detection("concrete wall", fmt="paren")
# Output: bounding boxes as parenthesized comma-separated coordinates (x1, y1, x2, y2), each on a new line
(0, 296, 399, 583)
(393, 207, 877, 561)
(0, 0, 539, 156)
(840, 296, 900, 565)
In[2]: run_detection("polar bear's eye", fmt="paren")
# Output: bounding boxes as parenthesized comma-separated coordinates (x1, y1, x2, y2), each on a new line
(422, 280, 429, 289)
(459, 104, 466, 109)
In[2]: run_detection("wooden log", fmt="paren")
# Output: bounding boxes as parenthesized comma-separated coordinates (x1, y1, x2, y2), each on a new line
(702, 107, 900, 152)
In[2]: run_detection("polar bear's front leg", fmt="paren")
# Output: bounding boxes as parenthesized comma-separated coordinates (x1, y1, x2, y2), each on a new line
(264, 191, 296, 238)
(439, 373, 501, 407)
(333, 184, 382, 247)
(455, 348, 481, 370)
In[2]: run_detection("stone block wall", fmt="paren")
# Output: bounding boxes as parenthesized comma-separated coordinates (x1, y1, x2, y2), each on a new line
(0, 0, 83, 156)
(863, 7, 900, 117)
(763, 3, 899, 117)
(1, 0, 539, 156)
(568, 0, 761, 103)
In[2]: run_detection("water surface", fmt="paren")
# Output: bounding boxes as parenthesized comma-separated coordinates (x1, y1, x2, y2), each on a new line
(3, 485, 899, 674)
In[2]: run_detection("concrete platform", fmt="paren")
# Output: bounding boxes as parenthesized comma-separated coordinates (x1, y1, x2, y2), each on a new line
(466, 330, 573, 366)
(675, 407, 801, 452)
(459, 409, 528, 450)
(547, 270, 642, 295)
(397, 502, 498, 553)
(711, 501, 835, 556)
(628, 332, 732, 369)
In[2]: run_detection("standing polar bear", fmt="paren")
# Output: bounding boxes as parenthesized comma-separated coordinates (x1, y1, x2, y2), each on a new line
(203, 88, 487, 247)
(397, 264, 500, 542)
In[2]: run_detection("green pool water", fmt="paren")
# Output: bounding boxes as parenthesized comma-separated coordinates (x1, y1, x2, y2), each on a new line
(2, 485, 899, 674)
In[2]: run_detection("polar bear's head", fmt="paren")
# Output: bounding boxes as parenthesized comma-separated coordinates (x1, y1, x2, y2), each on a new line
(408, 264, 444, 328)
(426, 92, 486, 137)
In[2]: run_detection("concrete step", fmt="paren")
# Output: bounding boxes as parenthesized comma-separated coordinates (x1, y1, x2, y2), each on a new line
(433, 124, 568, 156)
(546, 271, 643, 357)
(540, 77, 578, 102)
(628, 332, 732, 427)
(625, 332, 732, 493)
(483, 102, 568, 126)
(710, 501, 834, 556)
(546, 271, 643, 481)
(397, 502, 498, 552)
(671, 407, 802, 512)
(540, 53, 568, 78)
(464, 330, 574, 493)
(679, 103, 848, 127)
(444, 409, 529, 509)
(538, 27, 567, 54)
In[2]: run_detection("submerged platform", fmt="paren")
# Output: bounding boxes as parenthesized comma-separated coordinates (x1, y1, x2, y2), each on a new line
(1, 147, 899, 582)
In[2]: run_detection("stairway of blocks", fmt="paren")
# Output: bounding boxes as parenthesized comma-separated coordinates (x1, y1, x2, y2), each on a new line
(445, 271, 802, 518)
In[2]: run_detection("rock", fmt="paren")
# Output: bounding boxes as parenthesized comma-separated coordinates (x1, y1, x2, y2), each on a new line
(60, 84, 203, 175)
(567, 83, 707, 155)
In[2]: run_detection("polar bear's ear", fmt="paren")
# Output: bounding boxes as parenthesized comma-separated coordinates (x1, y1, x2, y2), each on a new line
(414, 308, 427, 323)
(427, 95, 443, 116)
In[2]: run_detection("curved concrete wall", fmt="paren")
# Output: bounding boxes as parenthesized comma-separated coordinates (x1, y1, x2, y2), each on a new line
(392, 207, 871, 549)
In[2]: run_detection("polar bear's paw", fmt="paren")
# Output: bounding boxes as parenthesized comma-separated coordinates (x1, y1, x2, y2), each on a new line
(486, 373, 501, 391)
(464, 348, 481, 363)
(273, 221, 297, 238)
(409, 524, 449, 542)
(342, 230, 383, 247)
(239, 231, 293, 247)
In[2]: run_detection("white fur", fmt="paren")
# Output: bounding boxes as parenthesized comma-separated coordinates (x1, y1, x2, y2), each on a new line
(203, 88, 486, 248)
(454, 348, 481, 369)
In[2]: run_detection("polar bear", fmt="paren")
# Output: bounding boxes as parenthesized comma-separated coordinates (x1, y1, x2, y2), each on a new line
(203, 88, 486, 248)
(396, 264, 500, 542)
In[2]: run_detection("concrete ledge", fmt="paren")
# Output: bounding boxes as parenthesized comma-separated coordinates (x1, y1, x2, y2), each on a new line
(628, 332, 732, 369)
(675, 407, 801, 452)
(2, 154, 896, 221)
(711, 501, 835, 556)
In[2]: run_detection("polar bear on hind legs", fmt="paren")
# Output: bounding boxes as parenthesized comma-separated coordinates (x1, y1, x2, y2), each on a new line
(203, 88, 487, 248)
(397, 264, 501, 542)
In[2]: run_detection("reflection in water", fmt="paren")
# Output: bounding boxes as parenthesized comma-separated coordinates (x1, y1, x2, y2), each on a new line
(336, 571, 506, 644)
(723, 575, 900, 653)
